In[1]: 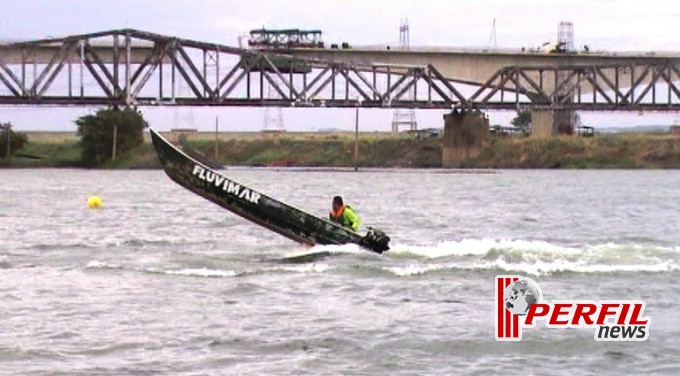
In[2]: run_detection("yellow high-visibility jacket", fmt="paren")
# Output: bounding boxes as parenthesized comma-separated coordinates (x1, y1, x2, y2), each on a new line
(329, 205, 360, 231)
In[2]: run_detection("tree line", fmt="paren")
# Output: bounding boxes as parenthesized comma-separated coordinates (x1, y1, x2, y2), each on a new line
(2, 108, 147, 167)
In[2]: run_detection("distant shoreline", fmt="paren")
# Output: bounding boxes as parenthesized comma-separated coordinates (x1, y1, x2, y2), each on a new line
(2, 131, 679, 169)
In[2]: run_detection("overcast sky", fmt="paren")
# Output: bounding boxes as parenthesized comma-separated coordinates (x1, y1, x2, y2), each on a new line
(1, 0, 679, 131)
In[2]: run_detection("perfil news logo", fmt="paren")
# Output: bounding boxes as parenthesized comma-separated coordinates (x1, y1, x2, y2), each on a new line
(495, 276, 650, 341)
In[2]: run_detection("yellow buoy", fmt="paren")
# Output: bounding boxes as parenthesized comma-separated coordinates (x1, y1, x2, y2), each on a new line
(87, 195, 103, 209)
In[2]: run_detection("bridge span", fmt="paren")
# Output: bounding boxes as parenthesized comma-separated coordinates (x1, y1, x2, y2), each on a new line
(0, 29, 679, 154)
(1, 29, 678, 110)
(283, 46, 680, 93)
(284, 46, 680, 135)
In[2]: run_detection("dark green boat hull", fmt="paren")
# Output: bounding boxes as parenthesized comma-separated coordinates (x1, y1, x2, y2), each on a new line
(150, 129, 389, 253)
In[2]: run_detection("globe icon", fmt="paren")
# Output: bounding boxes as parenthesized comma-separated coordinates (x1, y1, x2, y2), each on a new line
(504, 279, 541, 316)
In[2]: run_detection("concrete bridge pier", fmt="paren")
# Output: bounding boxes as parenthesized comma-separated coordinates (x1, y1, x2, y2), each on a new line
(531, 109, 575, 136)
(442, 109, 490, 168)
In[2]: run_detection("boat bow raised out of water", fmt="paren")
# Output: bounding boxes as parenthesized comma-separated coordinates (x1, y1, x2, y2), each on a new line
(150, 129, 390, 253)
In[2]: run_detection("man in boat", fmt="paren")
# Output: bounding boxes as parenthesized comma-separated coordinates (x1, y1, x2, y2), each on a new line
(329, 196, 360, 231)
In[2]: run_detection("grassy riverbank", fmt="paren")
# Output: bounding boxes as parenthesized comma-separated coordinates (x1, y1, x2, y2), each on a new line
(471, 133, 680, 169)
(1, 131, 442, 169)
(1, 131, 679, 169)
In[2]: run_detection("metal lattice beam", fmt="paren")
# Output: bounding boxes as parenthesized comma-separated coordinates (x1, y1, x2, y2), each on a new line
(0, 29, 679, 111)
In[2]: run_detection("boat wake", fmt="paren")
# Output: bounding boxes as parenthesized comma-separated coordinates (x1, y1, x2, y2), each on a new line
(381, 239, 680, 276)
(83, 239, 679, 278)
(85, 260, 332, 278)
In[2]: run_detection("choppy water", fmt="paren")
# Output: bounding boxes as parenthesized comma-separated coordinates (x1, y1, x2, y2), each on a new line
(1, 168, 679, 375)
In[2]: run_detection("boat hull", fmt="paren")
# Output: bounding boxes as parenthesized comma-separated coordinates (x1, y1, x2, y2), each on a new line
(150, 129, 389, 253)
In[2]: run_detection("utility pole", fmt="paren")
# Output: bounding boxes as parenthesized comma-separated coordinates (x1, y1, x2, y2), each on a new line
(5, 124, 11, 159)
(214, 116, 219, 160)
(354, 106, 359, 171)
(392, 19, 417, 133)
(399, 18, 410, 49)
(263, 82, 286, 133)
(111, 124, 118, 161)
(488, 18, 497, 50)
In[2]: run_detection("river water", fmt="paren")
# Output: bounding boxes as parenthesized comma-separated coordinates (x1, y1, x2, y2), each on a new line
(1, 169, 679, 375)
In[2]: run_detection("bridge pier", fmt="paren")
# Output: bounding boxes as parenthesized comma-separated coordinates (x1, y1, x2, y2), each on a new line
(442, 110, 489, 168)
(531, 109, 574, 137)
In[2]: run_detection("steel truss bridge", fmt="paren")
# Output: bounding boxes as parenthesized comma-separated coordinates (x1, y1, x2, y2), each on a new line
(0, 29, 679, 111)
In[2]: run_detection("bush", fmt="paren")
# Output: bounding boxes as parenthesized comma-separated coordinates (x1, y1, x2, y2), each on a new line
(511, 109, 532, 131)
(0, 124, 27, 158)
(76, 108, 148, 166)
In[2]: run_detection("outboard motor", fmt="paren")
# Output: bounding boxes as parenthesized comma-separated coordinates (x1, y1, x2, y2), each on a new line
(361, 227, 390, 254)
